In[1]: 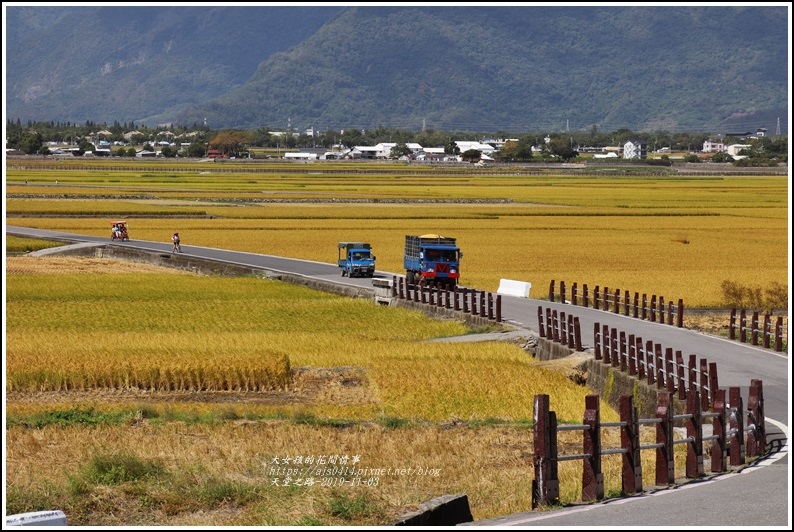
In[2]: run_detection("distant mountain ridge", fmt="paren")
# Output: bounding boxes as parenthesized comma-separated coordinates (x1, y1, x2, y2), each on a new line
(4, 5, 789, 134)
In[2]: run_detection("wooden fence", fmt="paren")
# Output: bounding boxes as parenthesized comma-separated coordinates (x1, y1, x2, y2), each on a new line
(729, 308, 787, 352)
(549, 280, 684, 328)
(391, 276, 503, 323)
(532, 380, 766, 507)
(537, 306, 583, 351)
(593, 321, 721, 411)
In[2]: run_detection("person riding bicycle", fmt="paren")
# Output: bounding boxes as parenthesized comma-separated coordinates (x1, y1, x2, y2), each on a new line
(172, 232, 181, 252)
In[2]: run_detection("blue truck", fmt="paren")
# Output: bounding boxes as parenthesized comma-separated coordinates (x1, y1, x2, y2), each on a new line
(338, 242, 376, 278)
(404, 234, 462, 288)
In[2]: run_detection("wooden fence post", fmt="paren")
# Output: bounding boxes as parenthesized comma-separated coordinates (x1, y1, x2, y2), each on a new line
(650, 295, 657, 322)
(708, 362, 719, 412)
(548, 280, 555, 302)
(574, 317, 582, 352)
(656, 392, 674, 485)
(676, 351, 686, 400)
(532, 394, 559, 508)
(739, 309, 747, 343)
(646, 340, 655, 385)
(774, 316, 783, 351)
(538, 307, 545, 338)
(729, 308, 737, 339)
(762, 314, 771, 348)
(546, 308, 554, 340)
(746, 379, 765, 457)
(728, 387, 745, 466)
(611, 328, 619, 368)
(620, 394, 642, 493)
(572, 282, 578, 306)
(552, 310, 560, 343)
(711, 389, 727, 473)
(700, 358, 709, 411)
(583, 284, 589, 308)
(495, 294, 502, 322)
(654, 344, 664, 388)
(665, 348, 675, 394)
(686, 388, 704, 478)
(677, 299, 684, 328)
(751, 311, 759, 346)
(659, 295, 665, 323)
(559, 312, 568, 346)
(582, 395, 603, 501)
(593, 322, 601, 360)
(560, 281, 566, 305)
(628, 334, 637, 376)
(636, 337, 645, 380)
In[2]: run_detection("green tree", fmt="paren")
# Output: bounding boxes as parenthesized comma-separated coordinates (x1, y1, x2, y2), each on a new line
(461, 149, 482, 163)
(18, 131, 44, 154)
(390, 142, 412, 158)
(710, 151, 733, 163)
(78, 140, 96, 153)
(546, 138, 578, 162)
(160, 146, 177, 157)
(444, 141, 460, 156)
(499, 138, 533, 161)
(185, 141, 207, 158)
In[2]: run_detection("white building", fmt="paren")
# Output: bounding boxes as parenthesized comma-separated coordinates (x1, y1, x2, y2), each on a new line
(284, 152, 319, 161)
(623, 140, 647, 159)
(702, 139, 725, 153)
(454, 141, 496, 155)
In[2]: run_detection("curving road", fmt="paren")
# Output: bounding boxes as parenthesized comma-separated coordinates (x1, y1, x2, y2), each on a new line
(6, 226, 790, 527)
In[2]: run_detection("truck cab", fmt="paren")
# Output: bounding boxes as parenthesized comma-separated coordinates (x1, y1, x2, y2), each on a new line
(338, 242, 376, 278)
(404, 234, 462, 287)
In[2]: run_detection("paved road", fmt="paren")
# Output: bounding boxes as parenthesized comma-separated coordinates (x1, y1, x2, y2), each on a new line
(6, 226, 791, 527)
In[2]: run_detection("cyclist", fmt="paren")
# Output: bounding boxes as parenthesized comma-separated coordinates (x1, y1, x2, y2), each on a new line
(172, 232, 181, 253)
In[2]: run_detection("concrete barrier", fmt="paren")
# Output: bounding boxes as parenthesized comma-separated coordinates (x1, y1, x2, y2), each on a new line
(393, 494, 473, 526)
(497, 279, 531, 298)
(6, 510, 68, 526)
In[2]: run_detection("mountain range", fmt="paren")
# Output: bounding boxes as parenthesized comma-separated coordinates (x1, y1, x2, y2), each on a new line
(4, 5, 789, 135)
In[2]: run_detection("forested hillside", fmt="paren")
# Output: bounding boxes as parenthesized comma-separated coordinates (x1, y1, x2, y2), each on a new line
(5, 5, 788, 134)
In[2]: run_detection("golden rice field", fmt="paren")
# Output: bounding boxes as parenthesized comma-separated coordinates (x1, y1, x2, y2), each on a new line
(4, 160, 784, 524)
(5, 256, 697, 524)
(5, 163, 789, 308)
(6, 257, 592, 421)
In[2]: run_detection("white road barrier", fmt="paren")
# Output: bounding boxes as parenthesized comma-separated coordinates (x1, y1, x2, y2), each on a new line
(497, 279, 531, 298)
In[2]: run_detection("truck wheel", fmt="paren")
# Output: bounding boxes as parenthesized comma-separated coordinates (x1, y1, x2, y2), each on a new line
(341, 270, 346, 277)
(406, 271, 415, 286)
